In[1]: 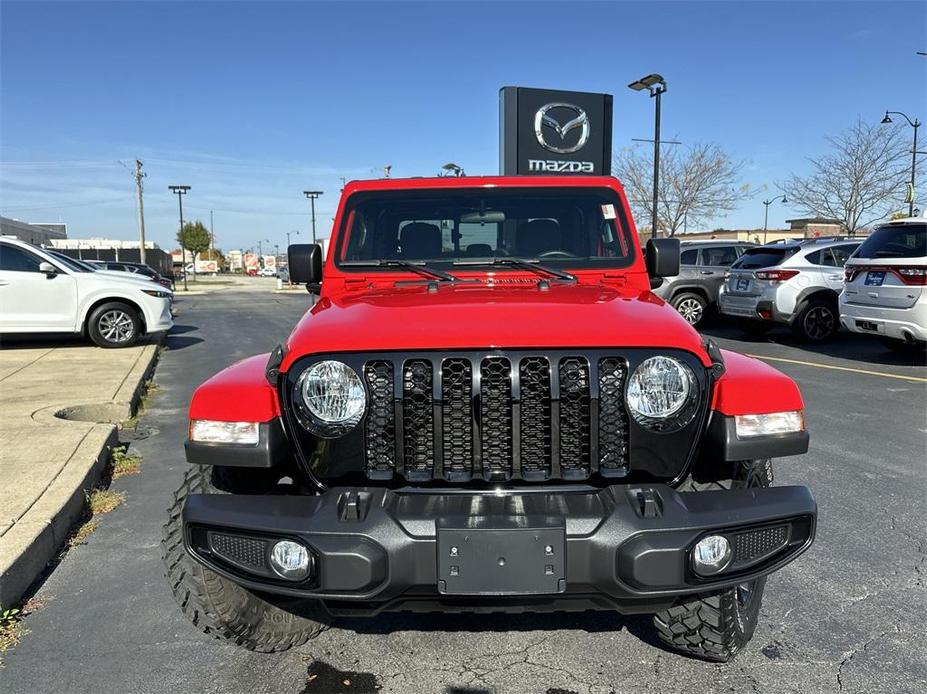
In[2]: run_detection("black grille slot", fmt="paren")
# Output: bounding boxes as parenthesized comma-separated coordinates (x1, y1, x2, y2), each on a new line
(208, 532, 267, 572)
(598, 358, 629, 471)
(733, 525, 789, 564)
(558, 357, 591, 474)
(402, 360, 434, 476)
(442, 358, 473, 477)
(364, 361, 395, 475)
(519, 357, 552, 477)
(479, 357, 513, 478)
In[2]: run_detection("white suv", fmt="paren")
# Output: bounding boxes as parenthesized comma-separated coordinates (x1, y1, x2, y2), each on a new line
(840, 217, 926, 348)
(718, 238, 861, 341)
(0, 237, 173, 347)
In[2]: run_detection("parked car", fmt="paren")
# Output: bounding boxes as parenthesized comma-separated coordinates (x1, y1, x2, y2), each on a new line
(85, 259, 174, 290)
(652, 240, 755, 325)
(0, 237, 173, 347)
(719, 238, 861, 341)
(276, 267, 290, 282)
(164, 175, 816, 663)
(840, 217, 926, 349)
(257, 267, 277, 277)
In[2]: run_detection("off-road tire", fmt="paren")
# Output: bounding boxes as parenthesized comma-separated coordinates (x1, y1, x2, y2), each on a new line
(792, 299, 837, 342)
(87, 301, 142, 348)
(652, 460, 772, 661)
(671, 292, 708, 327)
(161, 465, 328, 652)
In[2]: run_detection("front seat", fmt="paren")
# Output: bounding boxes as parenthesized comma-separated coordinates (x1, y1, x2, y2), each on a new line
(399, 223, 442, 259)
(516, 219, 562, 257)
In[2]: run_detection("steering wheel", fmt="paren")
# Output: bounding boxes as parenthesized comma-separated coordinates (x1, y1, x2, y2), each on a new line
(537, 250, 578, 259)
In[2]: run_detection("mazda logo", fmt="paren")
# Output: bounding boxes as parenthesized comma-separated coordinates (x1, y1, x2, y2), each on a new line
(534, 103, 591, 154)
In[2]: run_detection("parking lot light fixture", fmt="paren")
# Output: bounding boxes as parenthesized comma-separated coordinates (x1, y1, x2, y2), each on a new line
(304, 191, 324, 244)
(881, 110, 921, 217)
(763, 194, 788, 244)
(168, 185, 191, 291)
(628, 73, 667, 239)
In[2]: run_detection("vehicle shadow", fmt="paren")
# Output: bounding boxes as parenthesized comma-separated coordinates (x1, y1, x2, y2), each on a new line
(700, 324, 927, 368)
(168, 324, 199, 335)
(0, 332, 165, 350)
(165, 334, 205, 350)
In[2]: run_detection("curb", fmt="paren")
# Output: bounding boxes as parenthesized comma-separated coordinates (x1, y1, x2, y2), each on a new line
(0, 340, 162, 607)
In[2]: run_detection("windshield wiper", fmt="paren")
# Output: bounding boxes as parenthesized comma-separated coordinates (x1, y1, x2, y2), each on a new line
(341, 259, 460, 282)
(452, 257, 576, 282)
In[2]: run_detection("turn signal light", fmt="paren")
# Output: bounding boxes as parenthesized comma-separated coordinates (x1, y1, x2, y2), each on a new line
(735, 411, 805, 438)
(189, 419, 260, 445)
(895, 267, 927, 285)
(755, 269, 799, 283)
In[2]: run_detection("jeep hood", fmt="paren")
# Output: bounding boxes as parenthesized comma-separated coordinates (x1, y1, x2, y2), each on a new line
(281, 283, 709, 371)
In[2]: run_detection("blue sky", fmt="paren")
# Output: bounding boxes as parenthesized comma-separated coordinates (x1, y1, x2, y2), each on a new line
(1, 0, 924, 252)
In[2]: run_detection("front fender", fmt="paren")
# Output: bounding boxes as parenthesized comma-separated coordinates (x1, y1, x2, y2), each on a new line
(188, 353, 280, 422)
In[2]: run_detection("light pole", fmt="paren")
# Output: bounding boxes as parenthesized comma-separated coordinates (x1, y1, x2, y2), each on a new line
(303, 191, 323, 244)
(629, 73, 667, 239)
(763, 194, 787, 244)
(881, 111, 921, 217)
(168, 185, 190, 291)
(286, 230, 299, 246)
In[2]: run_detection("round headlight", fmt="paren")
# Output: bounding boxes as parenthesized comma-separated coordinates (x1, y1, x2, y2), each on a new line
(294, 360, 366, 437)
(626, 356, 696, 429)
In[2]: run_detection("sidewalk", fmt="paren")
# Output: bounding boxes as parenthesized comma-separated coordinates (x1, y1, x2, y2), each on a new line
(0, 339, 160, 607)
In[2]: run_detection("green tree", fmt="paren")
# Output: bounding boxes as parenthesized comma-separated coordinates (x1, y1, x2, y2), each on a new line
(177, 221, 211, 275)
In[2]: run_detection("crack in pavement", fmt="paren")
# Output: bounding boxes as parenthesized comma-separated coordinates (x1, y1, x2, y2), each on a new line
(836, 625, 901, 692)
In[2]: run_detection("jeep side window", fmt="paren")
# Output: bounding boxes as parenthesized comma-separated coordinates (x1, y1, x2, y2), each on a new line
(0, 244, 42, 272)
(680, 249, 698, 265)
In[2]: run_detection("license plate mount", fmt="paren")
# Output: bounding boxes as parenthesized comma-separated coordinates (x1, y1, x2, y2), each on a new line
(437, 525, 566, 596)
(856, 320, 879, 332)
(865, 271, 885, 286)
(735, 278, 751, 292)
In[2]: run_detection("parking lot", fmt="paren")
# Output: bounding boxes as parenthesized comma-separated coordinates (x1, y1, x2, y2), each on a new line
(0, 286, 923, 694)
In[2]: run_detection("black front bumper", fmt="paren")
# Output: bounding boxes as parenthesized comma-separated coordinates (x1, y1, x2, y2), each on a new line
(183, 483, 816, 616)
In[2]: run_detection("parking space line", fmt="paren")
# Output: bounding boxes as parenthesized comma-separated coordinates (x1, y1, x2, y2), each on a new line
(746, 354, 927, 383)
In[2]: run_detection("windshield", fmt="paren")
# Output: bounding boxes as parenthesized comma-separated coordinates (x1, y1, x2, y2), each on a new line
(336, 187, 634, 271)
(47, 250, 92, 273)
(731, 246, 797, 269)
(854, 224, 926, 259)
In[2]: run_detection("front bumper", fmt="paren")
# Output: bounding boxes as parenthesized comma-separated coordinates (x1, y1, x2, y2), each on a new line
(183, 483, 816, 615)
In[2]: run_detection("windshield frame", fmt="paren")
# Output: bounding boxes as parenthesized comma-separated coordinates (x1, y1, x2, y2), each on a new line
(332, 186, 637, 274)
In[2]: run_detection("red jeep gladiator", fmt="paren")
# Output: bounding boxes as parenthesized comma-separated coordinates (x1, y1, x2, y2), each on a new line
(163, 175, 815, 661)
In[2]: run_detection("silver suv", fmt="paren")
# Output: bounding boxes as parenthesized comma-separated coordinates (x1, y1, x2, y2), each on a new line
(652, 241, 755, 326)
(719, 238, 861, 341)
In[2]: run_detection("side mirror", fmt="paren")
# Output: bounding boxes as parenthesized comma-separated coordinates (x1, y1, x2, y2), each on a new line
(288, 243, 323, 288)
(38, 261, 58, 278)
(645, 238, 680, 279)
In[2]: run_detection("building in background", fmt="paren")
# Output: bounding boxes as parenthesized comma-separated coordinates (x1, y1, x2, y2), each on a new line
(227, 249, 244, 272)
(0, 216, 68, 245)
(50, 238, 172, 276)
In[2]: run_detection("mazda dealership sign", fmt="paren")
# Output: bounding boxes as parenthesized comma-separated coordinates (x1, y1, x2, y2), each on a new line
(500, 86, 613, 175)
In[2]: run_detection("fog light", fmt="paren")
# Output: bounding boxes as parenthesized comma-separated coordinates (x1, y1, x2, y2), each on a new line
(692, 534, 732, 576)
(269, 540, 312, 581)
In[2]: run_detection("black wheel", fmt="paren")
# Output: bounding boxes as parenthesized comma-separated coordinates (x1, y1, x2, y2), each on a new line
(161, 466, 328, 652)
(653, 460, 772, 661)
(792, 300, 837, 342)
(671, 292, 708, 326)
(87, 301, 141, 348)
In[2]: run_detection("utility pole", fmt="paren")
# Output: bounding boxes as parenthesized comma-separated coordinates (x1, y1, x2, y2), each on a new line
(133, 160, 147, 264)
(209, 209, 214, 256)
(169, 185, 191, 291)
(304, 191, 323, 244)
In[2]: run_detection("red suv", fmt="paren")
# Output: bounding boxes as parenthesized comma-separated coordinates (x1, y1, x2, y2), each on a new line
(163, 176, 815, 662)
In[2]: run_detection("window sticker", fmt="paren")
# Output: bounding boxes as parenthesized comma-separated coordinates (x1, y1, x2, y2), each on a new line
(601, 204, 616, 220)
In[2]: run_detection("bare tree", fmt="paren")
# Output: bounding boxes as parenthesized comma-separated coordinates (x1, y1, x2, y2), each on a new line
(614, 142, 751, 236)
(780, 118, 912, 233)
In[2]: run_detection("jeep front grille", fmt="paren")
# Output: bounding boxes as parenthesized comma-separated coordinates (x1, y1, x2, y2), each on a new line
(362, 351, 631, 482)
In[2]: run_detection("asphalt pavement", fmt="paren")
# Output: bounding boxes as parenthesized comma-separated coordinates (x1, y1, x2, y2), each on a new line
(1, 290, 924, 694)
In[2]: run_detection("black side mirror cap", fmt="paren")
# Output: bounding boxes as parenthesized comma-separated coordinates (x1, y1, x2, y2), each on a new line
(288, 243, 323, 287)
(645, 238, 680, 279)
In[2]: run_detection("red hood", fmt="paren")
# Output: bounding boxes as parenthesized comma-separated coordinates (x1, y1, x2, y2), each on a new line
(280, 282, 710, 371)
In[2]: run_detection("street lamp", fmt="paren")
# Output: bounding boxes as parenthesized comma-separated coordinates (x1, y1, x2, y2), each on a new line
(881, 111, 921, 217)
(303, 191, 323, 244)
(762, 194, 788, 244)
(286, 229, 299, 246)
(629, 73, 667, 239)
(168, 185, 190, 291)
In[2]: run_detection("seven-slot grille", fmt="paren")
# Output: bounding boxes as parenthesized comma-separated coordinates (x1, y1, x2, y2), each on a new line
(362, 353, 630, 482)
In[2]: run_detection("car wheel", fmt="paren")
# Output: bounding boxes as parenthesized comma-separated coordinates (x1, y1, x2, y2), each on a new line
(653, 460, 772, 661)
(87, 302, 141, 348)
(793, 300, 837, 342)
(161, 466, 329, 652)
(671, 293, 707, 326)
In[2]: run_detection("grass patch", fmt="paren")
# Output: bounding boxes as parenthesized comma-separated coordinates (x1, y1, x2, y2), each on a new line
(122, 377, 159, 429)
(66, 519, 99, 548)
(0, 598, 45, 661)
(111, 447, 142, 479)
(87, 489, 125, 515)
